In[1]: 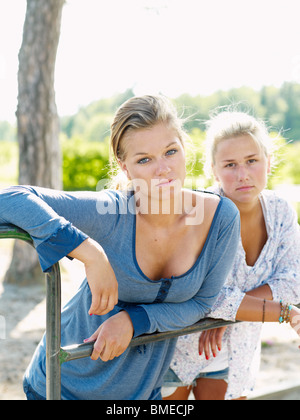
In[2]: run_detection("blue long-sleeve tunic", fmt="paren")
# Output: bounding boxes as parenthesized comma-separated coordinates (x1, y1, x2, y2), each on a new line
(0, 186, 240, 400)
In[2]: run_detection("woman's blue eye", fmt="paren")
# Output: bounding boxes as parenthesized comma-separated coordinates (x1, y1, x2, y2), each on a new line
(166, 149, 177, 156)
(137, 157, 150, 165)
(137, 149, 177, 164)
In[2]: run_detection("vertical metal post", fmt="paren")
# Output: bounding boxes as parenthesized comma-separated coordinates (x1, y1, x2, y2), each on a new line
(46, 263, 61, 400)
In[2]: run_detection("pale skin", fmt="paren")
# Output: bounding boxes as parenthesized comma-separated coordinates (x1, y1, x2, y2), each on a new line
(165, 134, 300, 401)
(70, 123, 220, 362)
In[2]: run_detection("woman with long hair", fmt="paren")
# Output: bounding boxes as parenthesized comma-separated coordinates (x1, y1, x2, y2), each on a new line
(0, 96, 240, 400)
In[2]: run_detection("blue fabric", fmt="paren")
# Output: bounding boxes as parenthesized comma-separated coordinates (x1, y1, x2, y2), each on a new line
(163, 366, 229, 387)
(36, 224, 88, 272)
(23, 377, 46, 400)
(0, 186, 240, 400)
(125, 306, 151, 338)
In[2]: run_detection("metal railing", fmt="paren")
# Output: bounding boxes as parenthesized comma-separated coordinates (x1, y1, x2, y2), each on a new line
(0, 225, 62, 400)
(0, 224, 235, 400)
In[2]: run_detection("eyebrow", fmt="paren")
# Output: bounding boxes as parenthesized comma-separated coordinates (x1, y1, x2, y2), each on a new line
(134, 142, 178, 157)
(221, 153, 258, 162)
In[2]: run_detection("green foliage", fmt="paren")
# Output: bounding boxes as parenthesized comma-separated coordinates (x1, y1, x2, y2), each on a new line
(280, 83, 300, 142)
(61, 136, 110, 191)
(60, 89, 135, 143)
(60, 83, 300, 146)
(270, 140, 300, 186)
(0, 141, 18, 187)
(184, 128, 207, 189)
(3, 84, 300, 195)
(0, 121, 16, 142)
(174, 82, 300, 142)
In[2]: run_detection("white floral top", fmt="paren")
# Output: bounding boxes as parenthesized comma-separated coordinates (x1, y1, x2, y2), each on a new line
(170, 188, 300, 399)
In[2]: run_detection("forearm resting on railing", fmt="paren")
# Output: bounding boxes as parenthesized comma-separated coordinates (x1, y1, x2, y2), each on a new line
(68, 238, 119, 316)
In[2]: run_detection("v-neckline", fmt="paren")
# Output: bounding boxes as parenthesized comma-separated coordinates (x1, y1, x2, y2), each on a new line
(240, 194, 270, 270)
(132, 196, 223, 283)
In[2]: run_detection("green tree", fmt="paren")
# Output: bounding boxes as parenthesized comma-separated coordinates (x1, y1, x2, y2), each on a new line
(280, 83, 300, 142)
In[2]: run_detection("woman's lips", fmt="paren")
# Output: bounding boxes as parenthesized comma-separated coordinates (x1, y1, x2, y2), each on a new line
(236, 185, 254, 192)
(156, 179, 175, 187)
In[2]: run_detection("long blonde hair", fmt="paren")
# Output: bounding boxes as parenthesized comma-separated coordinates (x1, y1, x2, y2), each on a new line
(109, 95, 189, 190)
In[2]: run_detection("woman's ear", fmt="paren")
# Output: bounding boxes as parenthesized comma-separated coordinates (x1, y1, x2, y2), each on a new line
(212, 164, 220, 183)
(118, 159, 130, 180)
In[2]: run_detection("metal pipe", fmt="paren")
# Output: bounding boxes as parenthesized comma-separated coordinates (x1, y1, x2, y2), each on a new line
(0, 225, 62, 400)
(46, 264, 62, 400)
(0, 225, 33, 244)
(2, 224, 299, 400)
(59, 318, 234, 364)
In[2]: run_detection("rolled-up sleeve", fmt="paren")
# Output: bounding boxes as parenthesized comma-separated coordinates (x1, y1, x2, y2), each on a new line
(36, 224, 88, 272)
(267, 203, 300, 304)
(0, 186, 88, 272)
(208, 285, 246, 322)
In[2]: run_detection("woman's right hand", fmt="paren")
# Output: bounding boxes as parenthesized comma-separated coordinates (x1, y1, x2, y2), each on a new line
(84, 311, 134, 361)
(68, 238, 118, 316)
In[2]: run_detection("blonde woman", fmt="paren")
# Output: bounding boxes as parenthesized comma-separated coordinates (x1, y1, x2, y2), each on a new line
(163, 111, 300, 400)
(0, 96, 240, 400)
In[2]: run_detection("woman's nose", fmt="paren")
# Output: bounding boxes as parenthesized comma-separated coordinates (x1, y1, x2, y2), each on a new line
(237, 165, 249, 181)
(155, 158, 171, 177)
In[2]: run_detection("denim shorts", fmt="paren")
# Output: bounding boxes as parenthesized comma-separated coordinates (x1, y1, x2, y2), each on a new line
(22, 377, 162, 401)
(161, 367, 229, 398)
(23, 378, 46, 401)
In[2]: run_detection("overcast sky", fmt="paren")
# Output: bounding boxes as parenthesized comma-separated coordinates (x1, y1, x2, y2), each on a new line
(1, 0, 300, 122)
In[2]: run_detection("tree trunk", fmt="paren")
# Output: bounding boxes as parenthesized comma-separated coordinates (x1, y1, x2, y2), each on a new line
(5, 0, 65, 285)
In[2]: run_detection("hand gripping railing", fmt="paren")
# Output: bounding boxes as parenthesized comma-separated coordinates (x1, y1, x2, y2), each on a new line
(0, 224, 234, 400)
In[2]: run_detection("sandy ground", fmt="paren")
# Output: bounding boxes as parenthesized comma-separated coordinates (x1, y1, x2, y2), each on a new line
(1, 239, 300, 400)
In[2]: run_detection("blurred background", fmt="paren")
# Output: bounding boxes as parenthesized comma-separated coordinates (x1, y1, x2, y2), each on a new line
(1, 0, 300, 400)
(1, 0, 300, 200)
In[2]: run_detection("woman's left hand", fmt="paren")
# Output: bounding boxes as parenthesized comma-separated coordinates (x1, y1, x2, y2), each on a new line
(84, 311, 134, 361)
